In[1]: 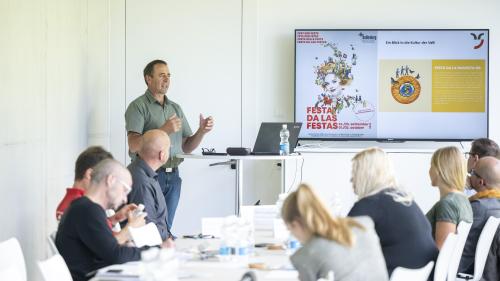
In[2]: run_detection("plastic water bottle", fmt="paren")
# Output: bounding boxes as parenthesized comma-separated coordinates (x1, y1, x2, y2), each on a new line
(279, 124, 290, 155)
(285, 234, 301, 255)
(105, 209, 121, 232)
(235, 220, 253, 261)
(219, 219, 232, 261)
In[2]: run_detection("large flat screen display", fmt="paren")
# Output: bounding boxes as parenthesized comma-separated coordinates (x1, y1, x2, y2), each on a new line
(295, 29, 489, 140)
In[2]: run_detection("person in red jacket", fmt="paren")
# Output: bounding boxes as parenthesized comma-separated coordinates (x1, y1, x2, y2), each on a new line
(56, 146, 114, 219)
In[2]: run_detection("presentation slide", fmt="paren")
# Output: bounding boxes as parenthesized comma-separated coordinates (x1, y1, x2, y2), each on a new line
(295, 30, 488, 140)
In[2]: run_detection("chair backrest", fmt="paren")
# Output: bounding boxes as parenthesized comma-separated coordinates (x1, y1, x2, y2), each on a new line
(434, 233, 458, 281)
(37, 254, 73, 281)
(390, 261, 435, 281)
(472, 216, 500, 281)
(48, 231, 59, 255)
(0, 237, 27, 281)
(447, 221, 472, 281)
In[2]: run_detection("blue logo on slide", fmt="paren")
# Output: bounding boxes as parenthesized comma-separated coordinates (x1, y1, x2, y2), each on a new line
(399, 83, 415, 97)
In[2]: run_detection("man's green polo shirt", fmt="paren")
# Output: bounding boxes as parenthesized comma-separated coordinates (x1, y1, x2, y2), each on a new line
(125, 90, 193, 168)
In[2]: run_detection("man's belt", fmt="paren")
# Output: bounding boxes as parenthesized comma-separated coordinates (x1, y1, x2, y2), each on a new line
(163, 167, 178, 173)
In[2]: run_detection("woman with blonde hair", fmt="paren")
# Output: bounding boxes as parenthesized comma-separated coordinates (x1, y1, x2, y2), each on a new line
(426, 146, 472, 249)
(348, 147, 437, 275)
(281, 183, 388, 281)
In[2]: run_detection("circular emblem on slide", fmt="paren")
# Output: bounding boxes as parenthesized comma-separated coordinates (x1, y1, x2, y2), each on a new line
(391, 76, 421, 104)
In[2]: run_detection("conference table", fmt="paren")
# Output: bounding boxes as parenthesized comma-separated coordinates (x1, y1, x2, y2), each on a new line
(177, 154, 303, 216)
(90, 238, 299, 281)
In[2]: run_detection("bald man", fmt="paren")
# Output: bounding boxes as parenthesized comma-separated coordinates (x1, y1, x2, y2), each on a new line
(56, 159, 148, 281)
(459, 156, 500, 274)
(127, 129, 173, 241)
(465, 138, 499, 191)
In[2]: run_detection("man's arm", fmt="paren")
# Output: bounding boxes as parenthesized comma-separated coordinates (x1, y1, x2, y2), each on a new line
(182, 131, 205, 154)
(125, 102, 145, 154)
(141, 184, 169, 241)
(77, 206, 142, 264)
(128, 180, 169, 241)
(127, 132, 143, 155)
(182, 114, 213, 153)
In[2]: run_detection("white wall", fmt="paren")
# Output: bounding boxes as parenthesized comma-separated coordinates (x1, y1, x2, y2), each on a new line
(241, 0, 500, 214)
(242, 0, 500, 139)
(0, 0, 112, 280)
(122, 0, 243, 234)
(1, 0, 500, 280)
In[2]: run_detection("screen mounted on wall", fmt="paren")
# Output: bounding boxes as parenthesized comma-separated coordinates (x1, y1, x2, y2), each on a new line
(295, 29, 489, 140)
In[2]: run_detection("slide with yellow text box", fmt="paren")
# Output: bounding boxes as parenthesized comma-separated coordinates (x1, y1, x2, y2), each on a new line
(431, 60, 485, 112)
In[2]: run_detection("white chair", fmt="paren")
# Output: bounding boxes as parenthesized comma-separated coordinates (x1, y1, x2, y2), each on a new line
(47, 231, 59, 255)
(434, 233, 458, 281)
(37, 254, 73, 281)
(457, 216, 500, 281)
(390, 261, 435, 281)
(0, 237, 27, 281)
(447, 221, 472, 281)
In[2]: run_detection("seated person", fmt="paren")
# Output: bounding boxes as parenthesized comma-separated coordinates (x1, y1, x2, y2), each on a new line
(127, 129, 173, 241)
(56, 146, 113, 219)
(55, 146, 140, 245)
(482, 226, 500, 281)
(56, 159, 171, 281)
(464, 138, 499, 192)
(281, 183, 388, 281)
(426, 146, 472, 249)
(459, 156, 500, 274)
(348, 147, 438, 276)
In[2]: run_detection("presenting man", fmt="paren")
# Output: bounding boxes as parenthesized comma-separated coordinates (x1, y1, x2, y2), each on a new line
(125, 59, 214, 231)
(127, 129, 173, 241)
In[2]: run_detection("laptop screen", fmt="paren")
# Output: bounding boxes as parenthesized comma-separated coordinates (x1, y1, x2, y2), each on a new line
(252, 122, 302, 154)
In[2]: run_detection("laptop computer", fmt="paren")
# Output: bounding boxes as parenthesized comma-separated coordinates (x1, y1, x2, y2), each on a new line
(252, 122, 302, 155)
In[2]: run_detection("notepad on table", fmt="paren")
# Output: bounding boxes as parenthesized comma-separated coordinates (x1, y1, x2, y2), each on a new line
(129, 222, 163, 247)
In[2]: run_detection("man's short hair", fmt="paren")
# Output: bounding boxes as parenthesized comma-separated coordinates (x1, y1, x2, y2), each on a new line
(471, 138, 500, 159)
(74, 146, 114, 181)
(90, 158, 123, 186)
(143, 59, 167, 85)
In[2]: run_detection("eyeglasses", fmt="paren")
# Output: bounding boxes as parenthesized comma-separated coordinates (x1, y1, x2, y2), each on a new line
(468, 169, 482, 179)
(117, 179, 132, 195)
(464, 152, 476, 160)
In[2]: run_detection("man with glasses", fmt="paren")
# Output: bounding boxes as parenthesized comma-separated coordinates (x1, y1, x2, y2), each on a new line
(459, 156, 500, 274)
(55, 146, 144, 245)
(125, 60, 214, 233)
(465, 138, 500, 191)
(127, 129, 174, 243)
(56, 159, 172, 281)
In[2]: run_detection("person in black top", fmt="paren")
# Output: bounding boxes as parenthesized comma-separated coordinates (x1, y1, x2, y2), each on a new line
(347, 147, 438, 276)
(482, 226, 500, 281)
(459, 156, 500, 274)
(128, 129, 173, 241)
(56, 159, 171, 281)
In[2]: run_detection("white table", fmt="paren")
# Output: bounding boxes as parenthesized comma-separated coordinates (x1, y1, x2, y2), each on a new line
(177, 154, 303, 216)
(91, 238, 298, 281)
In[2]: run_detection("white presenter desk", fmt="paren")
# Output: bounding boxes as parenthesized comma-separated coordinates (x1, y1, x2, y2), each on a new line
(177, 154, 303, 216)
